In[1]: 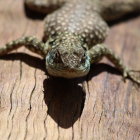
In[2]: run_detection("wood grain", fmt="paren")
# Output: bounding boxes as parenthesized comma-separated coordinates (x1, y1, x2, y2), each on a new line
(0, 0, 140, 140)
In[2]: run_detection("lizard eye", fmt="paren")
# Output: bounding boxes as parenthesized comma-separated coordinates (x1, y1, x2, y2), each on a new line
(53, 52, 62, 63)
(55, 51, 59, 57)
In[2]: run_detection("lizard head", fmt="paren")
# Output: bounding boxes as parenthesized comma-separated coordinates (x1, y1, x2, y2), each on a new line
(45, 33, 90, 78)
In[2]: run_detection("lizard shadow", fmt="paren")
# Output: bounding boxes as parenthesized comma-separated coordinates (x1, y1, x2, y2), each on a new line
(0, 53, 45, 71)
(43, 77, 86, 128)
(1, 53, 120, 128)
(43, 63, 120, 128)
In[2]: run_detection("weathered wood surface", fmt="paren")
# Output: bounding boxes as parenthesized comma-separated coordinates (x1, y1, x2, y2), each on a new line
(0, 0, 140, 140)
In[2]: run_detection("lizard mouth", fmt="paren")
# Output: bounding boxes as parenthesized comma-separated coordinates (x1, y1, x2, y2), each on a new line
(45, 53, 90, 78)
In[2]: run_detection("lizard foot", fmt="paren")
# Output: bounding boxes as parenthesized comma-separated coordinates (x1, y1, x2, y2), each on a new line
(123, 69, 140, 85)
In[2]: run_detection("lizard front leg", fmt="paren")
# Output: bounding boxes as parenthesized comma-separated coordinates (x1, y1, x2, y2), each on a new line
(0, 36, 49, 57)
(87, 44, 140, 84)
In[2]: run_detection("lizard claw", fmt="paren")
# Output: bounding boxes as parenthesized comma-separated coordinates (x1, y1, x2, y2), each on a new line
(122, 70, 128, 82)
(127, 70, 140, 85)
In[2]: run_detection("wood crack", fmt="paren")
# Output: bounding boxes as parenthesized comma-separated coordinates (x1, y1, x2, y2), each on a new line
(24, 69, 37, 140)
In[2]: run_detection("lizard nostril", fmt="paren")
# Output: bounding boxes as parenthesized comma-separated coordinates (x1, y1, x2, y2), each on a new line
(73, 52, 79, 56)
(62, 52, 68, 56)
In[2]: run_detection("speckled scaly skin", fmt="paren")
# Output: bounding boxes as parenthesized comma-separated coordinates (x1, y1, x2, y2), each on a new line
(0, 0, 140, 83)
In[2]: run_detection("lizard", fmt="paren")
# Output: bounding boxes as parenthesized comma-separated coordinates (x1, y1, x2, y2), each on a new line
(0, 0, 140, 83)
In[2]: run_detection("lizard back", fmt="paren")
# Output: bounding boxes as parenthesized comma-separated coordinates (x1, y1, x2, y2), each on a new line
(44, 0, 109, 47)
